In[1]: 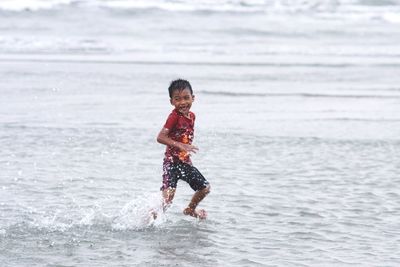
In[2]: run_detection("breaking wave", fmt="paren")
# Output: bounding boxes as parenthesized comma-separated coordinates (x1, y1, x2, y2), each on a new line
(1, 0, 399, 23)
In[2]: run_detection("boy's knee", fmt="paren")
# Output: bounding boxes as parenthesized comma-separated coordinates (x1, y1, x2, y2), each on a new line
(163, 188, 176, 203)
(203, 185, 211, 195)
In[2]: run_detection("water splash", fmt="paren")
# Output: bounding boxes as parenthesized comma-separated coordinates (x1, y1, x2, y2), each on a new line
(74, 192, 167, 230)
(111, 192, 166, 230)
(4, 192, 167, 235)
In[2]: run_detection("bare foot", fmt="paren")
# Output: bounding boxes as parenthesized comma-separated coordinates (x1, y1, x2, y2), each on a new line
(149, 209, 158, 220)
(183, 207, 207, 219)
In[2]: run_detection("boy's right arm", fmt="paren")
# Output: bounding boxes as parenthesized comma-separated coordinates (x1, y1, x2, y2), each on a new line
(157, 127, 174, 147)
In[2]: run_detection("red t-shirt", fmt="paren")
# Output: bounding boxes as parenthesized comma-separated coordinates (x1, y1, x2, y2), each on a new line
(163, 109, 195, 164)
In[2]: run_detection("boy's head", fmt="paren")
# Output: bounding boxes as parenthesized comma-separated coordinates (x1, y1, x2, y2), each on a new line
(168, 79, 193, 98)
(168, 79, 195, 116)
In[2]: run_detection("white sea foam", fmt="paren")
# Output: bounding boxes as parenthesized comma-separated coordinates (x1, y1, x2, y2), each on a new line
(0, 0, 399, 17)
(383, 12, 400, 23)
(0, 0, 73, 11)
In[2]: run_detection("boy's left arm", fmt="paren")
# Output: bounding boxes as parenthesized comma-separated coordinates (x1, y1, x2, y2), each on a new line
(157, 128, 198, 154)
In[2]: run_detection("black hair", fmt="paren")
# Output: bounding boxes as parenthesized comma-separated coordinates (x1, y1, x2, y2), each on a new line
(168, 79, 193, 98)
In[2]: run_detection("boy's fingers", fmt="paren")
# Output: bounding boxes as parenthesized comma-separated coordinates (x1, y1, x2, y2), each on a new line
(181, 144, 198, 153)
(187, 145, 198, 153)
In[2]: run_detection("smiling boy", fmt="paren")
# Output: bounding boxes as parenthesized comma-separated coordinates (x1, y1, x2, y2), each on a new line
(156, 79, 210, 219)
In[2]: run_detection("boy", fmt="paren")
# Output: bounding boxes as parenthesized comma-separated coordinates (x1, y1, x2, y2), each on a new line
(156, 79, 210, 219)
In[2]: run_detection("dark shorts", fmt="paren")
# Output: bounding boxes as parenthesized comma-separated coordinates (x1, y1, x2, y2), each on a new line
(161, 160, 209, 191)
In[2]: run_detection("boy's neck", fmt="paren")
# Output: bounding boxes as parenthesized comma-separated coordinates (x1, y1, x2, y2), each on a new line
(176, 108, 191, 119)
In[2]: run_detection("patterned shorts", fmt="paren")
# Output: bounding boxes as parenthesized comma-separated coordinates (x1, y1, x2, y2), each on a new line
(161, 160, 209, 191)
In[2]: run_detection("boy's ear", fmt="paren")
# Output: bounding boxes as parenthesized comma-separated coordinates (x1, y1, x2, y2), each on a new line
(170, 98, 173, 105)
(192, 95, 195, 101)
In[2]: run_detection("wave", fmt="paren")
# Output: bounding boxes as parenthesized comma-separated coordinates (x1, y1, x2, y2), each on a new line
(199, 90, 400, 99)
(1, 0, 400, 16)
(3, 56, 400, 69)
(0, 0, 74, 12)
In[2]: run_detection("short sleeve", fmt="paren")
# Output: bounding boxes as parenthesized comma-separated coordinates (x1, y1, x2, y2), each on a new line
(163, 111, 178, 130)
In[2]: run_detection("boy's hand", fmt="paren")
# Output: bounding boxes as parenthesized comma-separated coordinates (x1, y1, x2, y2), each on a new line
(177, 143, 199, 154)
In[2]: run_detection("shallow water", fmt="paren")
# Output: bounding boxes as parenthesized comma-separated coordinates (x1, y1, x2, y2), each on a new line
(1, 1, 400, 266)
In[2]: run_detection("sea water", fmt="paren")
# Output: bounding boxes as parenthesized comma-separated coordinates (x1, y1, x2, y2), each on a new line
(1, 0, 400, 266)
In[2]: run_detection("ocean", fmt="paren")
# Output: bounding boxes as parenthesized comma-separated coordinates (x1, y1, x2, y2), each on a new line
(1, 0, 400, 266)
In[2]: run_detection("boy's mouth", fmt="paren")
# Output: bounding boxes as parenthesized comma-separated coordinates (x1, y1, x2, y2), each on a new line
(179, 106, 189, 113)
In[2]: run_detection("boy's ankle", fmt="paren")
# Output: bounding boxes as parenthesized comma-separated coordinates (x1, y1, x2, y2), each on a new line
(183, 207, 207, 219)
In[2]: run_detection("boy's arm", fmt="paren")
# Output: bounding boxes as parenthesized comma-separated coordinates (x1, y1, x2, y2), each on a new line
(157, 128, 198, 153)
(156, 127, 175, 147)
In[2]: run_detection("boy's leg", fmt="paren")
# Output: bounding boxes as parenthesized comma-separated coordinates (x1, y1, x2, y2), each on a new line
(178, 164, 210, 219)
(151, 188, 175, 220)
(160, 160, 178, 212)
(183, 185, 210, 218)
(162, 187, 176, 211)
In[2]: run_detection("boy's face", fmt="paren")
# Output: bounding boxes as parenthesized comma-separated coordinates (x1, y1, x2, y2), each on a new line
(170, 88, 195, 116)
